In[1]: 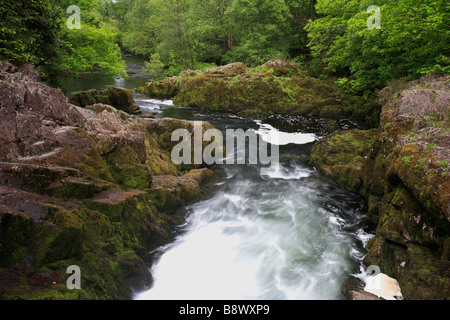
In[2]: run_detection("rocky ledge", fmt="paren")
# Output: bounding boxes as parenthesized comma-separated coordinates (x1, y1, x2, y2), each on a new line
(137, 59, 380, 128)
(69, 87, 142, 115)
(311, 73, 450, 299)
(0, 61, 217, 299)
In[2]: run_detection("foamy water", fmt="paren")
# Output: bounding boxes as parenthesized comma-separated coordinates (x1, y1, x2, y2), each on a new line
(133, 101, 371, 301)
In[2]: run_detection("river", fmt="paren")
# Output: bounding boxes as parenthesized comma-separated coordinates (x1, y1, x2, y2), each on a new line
(60, 55, 374, 300)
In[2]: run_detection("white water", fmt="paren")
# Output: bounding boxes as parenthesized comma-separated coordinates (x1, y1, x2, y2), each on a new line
(254, 120, 317, 146)
(134, 115, 370, 300)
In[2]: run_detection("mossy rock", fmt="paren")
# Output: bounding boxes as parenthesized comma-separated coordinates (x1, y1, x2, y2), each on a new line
(150, 169, 217, 214)
(310, 129, 377, 192)
(69, 87, 141, 115)
(139, 61, 378, 125)
(0, 211, 33, 267)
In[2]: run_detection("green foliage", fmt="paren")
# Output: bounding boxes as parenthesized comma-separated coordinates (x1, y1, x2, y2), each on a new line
(118, 0, 157, 56)
(0, 0, 126, 84)
(425, 144, 437, 152)
(144, 53, 165, 78)
(439, 161, 448, 168)
(114, 0, 318, 68)
(402, 155, 413, 167)
(222, 0, 292, 66)
(60, 24, 126, 77)
(0, 0, 64, 82)
(144, 52, 217, 79)
(306, 0, 450, 93)
(2, 0, 447, 93)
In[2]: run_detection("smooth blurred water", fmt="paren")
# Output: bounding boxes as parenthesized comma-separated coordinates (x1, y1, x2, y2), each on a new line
(134, 106, 373, 300)
(60, 56, 373, 300)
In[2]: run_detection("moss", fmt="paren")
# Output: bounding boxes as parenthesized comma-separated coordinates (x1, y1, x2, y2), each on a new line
(140, 61, 379, 125)
(43, 227, 83, 264)
(0, 212, 33, 267)
(104, 145, 152, 190)
(310, 129, 377, 192)
(439, 161, 448, 167)
(402, 155, 413, 167)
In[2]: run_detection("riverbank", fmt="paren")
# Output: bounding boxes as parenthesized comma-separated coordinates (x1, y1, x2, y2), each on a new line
(137, 59, 381, 129)
(1, 57, 447, 300)
(311, 73, 450, 299)
(139, 61, 449, 300)
(0, 61, 217, 299)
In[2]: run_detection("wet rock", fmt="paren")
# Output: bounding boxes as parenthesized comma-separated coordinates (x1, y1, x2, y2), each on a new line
(319, 106, 343, 119)
(312, 73, 450, 300)
(151, 168, 217, 213)
(69, 87, 141, 115)
(345, 276, 382, 300)
(264, 59, 298, 76)
(138, 60, 377, 125)
(310, 129, 377, 193)
(0, 60, 217, 299)
(237, 109, 265, 119)
(323, 120, 339, 132)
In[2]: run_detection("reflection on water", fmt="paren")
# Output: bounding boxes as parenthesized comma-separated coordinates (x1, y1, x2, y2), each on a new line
(58, 54, 150, 95)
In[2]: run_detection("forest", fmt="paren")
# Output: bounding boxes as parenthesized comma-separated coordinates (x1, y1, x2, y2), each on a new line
(0, 0, 448, 93)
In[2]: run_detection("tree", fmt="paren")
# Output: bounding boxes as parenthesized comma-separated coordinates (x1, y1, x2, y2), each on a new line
(118, 0, 157, 56)
(223, 0, 293, 66)
(137, 0, 195, 70)
(187, 0, 234, 64)
(284, 0, 318, 57)
(0, 0, 64, 82)
(0, 0, 126, 84)
(306, 0, 450, 93)
(58, 0, 126, 77)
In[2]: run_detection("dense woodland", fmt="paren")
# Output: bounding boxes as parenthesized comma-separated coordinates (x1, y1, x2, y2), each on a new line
(0, 0, 448, 93)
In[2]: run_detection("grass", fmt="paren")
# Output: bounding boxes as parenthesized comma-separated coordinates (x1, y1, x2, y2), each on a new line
(439, 161, 448, 168)
(425, 144, 437, 152)
(402, 155, 413, 167)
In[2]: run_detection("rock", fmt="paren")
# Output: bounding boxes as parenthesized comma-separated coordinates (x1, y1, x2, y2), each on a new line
(237, 109, 265, 119)
(310, 129, 377, 193)
(323, 120, 339, 132)
(138, 76, 181, 100)
(319, 106, 343, 119)
(264, 59, 298, 76)
(0, 60, 218, 300)
(204, 62, 246, 76)
(345, 276, 382, 300)
(69, 87, 141, 115)
(151, 168, 217, 213)
(138, 60, 376, 125)
(140, 113, 157, 119)
(311, 73, 450, 300)
(145, 118, 222, 172)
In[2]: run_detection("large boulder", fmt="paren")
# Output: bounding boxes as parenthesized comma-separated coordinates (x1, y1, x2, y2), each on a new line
(0, 61, 217, 300)
(311, 73, 450, 300)
(69, 87, 141, 115)
(137, 60, 379, 126)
